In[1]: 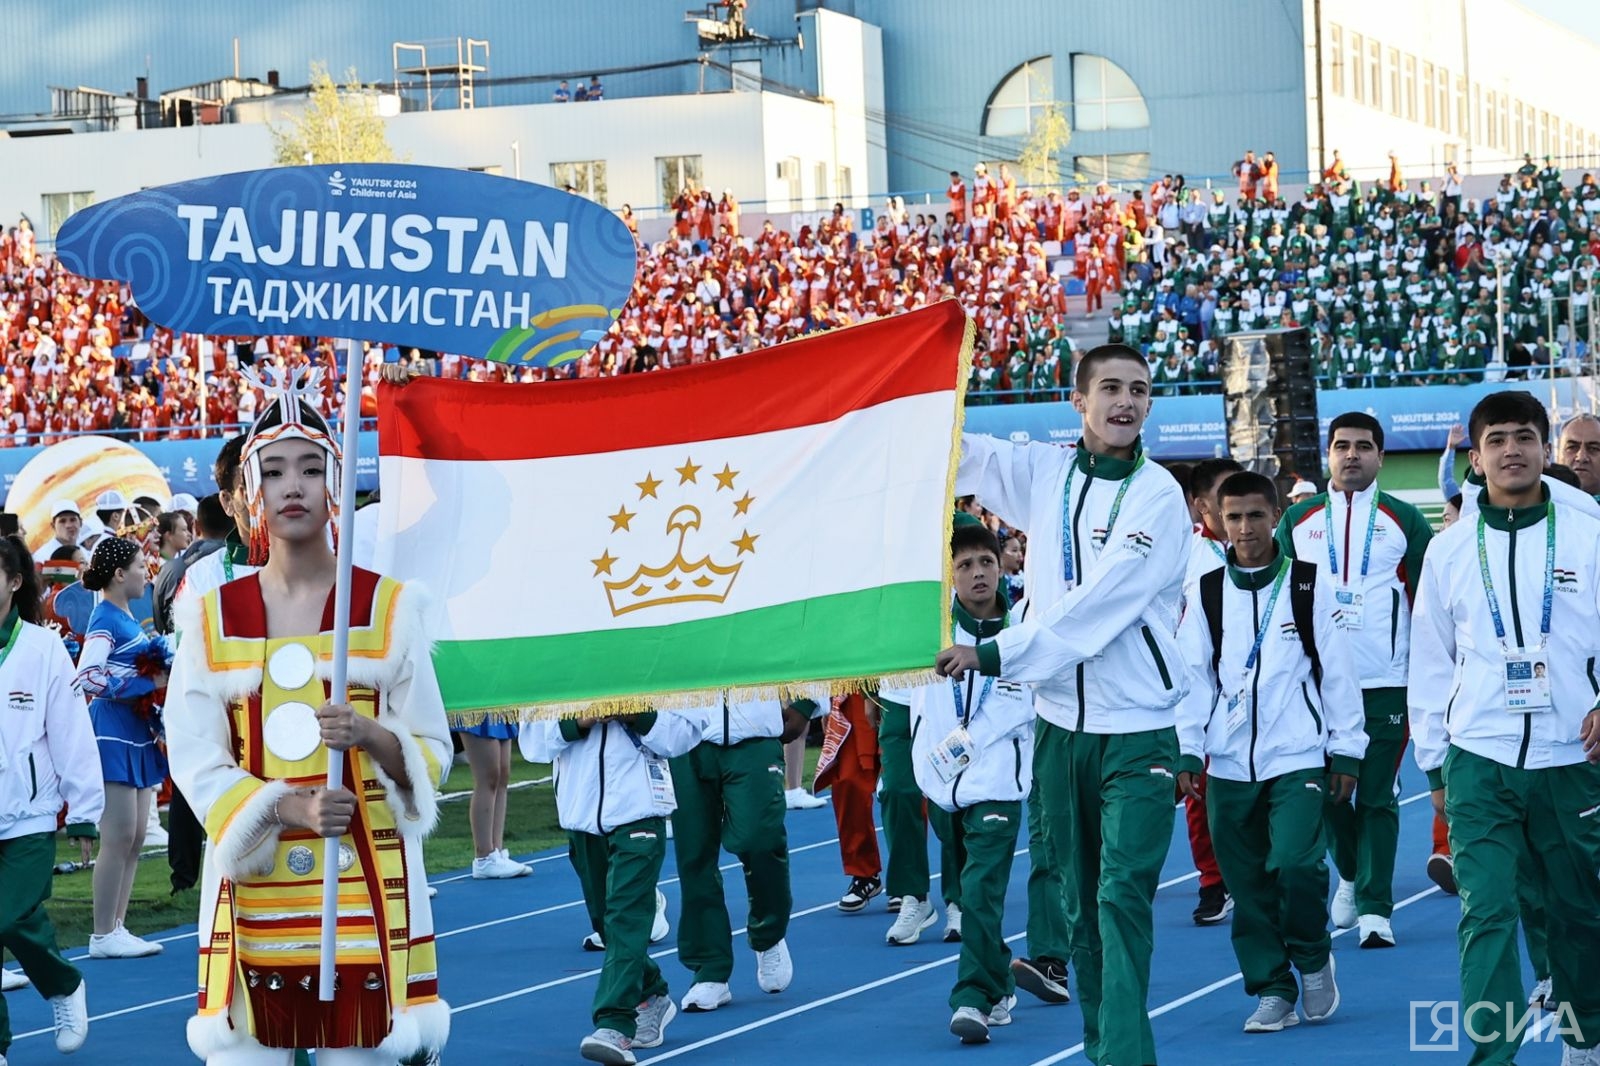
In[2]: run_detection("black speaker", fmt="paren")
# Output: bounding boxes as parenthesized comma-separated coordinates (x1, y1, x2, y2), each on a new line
(1219, 328, 1322, 484)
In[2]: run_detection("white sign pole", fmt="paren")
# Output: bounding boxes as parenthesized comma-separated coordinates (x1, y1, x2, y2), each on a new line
(319, 337, 365, 1001)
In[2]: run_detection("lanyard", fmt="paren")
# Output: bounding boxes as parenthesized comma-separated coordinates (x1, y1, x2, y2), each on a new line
(1476, 505, 1556, 648)
(1207, 538, 1227, 562)
(1240, 562, 1291, 678)
(1061, 453, 1146, 585)
(948, 618, 998, 723)
(0, 613, 19, 676)
(1324, 493, 1378, 582)
(223, 553, 234, 583)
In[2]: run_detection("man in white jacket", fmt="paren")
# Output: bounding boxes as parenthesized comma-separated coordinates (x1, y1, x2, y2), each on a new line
(911, 522, 1035, 1044)
(1409, 390, 1600, 1066)
(938, 343, 1193, 1066)
(1176, 471, 1366, 1034)
(523, 708, 708, 1065)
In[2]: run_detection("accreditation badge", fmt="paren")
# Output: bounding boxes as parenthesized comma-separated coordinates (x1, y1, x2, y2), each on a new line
(1503, 650, 1552, 714)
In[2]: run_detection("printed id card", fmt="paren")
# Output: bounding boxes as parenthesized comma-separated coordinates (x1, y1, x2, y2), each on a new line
(645, 757, 677, 806)
(1335, 589, 1364, 629)
(929, 727, 975, 782)
(1503, 652, 1552, 714)
(1225, 689, 1249, 736)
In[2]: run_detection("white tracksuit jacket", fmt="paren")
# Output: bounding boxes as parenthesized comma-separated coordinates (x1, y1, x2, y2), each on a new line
(0, 621, 104, 840)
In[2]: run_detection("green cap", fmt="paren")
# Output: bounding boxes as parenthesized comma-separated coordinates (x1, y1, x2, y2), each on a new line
(953, 510, 984, 529)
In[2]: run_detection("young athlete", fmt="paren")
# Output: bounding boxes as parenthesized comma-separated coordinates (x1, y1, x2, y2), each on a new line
(1278, 412, 1431, 948)
(1410, 390, 1600, 1066)
(166, 370, 452, 1065)
(523, 707, 707, 1064)
(1177, 471, 1366, 1032)
(913, 522, 1035, 1043)
(939, 343, 1193, 1066)
(0, 534, 98, 1059)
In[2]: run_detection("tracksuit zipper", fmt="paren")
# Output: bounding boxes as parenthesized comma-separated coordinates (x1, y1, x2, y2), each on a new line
(1248, 585, 1262, 782)
(1013, 737, 1023, 791)
(27, 753, 37, 800)
(1506, 523, 1532, 769)
(1070, 476, 1092, 730)
(1587, 657, 1598, 696)
(1141, 625, 1173, 689)
(1301, 682, 1323, 734)
(1390, 588, 1401, 660)
(595, 726, 609, 833)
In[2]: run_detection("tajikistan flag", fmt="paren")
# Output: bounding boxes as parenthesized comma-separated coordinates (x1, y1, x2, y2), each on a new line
(376, 300, 973, 720)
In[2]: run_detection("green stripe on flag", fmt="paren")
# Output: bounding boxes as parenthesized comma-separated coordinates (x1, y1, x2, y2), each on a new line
(433, 581, 944, 712)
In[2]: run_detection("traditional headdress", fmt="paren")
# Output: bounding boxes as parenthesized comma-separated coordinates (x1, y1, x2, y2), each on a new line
(239, 366, 341, 564)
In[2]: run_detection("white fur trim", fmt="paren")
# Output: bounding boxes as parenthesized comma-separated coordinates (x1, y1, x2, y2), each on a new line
(186, 1011, 243, 1059)
(211, 778, 294, 880)
(173, 587, 263, 704)
(313, 579, 435, 690)
(378, 998, 452, 1060)
(369, 716, 440, 839)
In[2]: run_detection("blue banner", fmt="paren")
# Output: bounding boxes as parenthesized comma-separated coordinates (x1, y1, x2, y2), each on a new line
(0, 433, 379, 501)
(54, 165, 638, 368)
(963, 379, 1597, 459)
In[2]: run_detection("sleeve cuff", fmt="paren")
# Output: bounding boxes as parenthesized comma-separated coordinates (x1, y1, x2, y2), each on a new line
(559, 718, 588, 742)
(630, 711, 660, 736)
(65, 822, 98, 839)
(789, 698, 820, 717)
(975, 640, 1002, 677)
(1330, 754, 1361, 778)
(1178, 754, 1206, 778)
(1426, 766, 1445, 791)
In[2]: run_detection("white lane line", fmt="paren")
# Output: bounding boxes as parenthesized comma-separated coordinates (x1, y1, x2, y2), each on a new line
(1021, 882, 1444, 1066)
(436, 775, 553, 804)
(12, 993, 195, 1040)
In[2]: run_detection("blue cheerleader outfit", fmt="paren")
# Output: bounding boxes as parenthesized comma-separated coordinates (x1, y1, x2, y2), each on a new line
(75, 601, 174, 789)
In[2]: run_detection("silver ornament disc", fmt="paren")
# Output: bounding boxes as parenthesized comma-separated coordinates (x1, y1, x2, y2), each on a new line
(267, 642, 317, 690)
(263, 702, 320, 762)
(337, 843, 356, 872)
(285, 845, 316, 876)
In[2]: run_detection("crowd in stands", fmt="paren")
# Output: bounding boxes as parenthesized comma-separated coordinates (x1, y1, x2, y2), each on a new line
(5, 148, 1600, 447)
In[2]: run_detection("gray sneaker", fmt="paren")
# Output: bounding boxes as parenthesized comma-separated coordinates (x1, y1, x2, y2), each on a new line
(633, 994, 678, 1049)
(579, 1028, 636, 1065)
(987, 994, 1018, 1026)
(1562, 1043, 1600, 1066)
(950, 1005, 990, 1044)
(1243, 995, 1300, 1033)
(1299, 955, 1340, 1023)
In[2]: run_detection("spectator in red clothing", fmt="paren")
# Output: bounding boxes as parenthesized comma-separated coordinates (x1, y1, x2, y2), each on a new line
(947, 171, 967, 224)
(1260, 151, 1280, 201)
(1234, 150, 1260, 199)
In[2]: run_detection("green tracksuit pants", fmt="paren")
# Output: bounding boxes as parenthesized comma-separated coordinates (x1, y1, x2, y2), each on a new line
(943, 801, 1021, 1013)
(1326, 686, 1405, 918)
(1206, 769, 1333, 1004)
(877, 701, 931, 900)
(1442, 746, 1600, 1065)
(0, 832, 83, 1055)
(1026, 727, 1071, 964)
(568, 819, 671, 1038)
(669, 738, 791, 983)
(1037, 721, 1177, 1066)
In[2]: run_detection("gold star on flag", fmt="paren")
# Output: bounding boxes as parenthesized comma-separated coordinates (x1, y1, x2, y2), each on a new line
(713, 463, 739, 491)
(591, 550, 618, 576)
(675, 457, 702, 484)
(636, 472, 662, 499)
(731, 530, 759, 555)
(733, 492, 755, 516)
(608, 505, 636, 532)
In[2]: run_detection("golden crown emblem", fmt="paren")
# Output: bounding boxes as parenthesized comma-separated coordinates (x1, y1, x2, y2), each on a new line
(592, 456, 758, 617)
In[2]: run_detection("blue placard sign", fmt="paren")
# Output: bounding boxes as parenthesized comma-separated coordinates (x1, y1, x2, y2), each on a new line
(55, 164, 638, 367)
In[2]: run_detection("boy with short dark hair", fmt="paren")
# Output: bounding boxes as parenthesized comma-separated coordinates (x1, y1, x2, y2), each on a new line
(1177, 471, 1366, 1032)
(913, 523, 1035, 1043)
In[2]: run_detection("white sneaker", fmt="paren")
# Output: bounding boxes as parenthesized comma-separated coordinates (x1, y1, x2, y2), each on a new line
(472, 851, 531, 879)
(886, 897, 938, 946)
(649, 888, 669, 944)
(755, 938, 792, 993)
(88, 923, 162, 959)
(496, 848, 532, 875)
(784, 787, 827, 810)
(1530, 976, 1554, 1010)
(1562, 1043, 1600, 1066)
(680, 981, 731, 1012)
(987, 994, 1017, 1026)
(1357, 913, 1395, 949)
(1330, 879, 1357, 929)
(582, 931, 606, 952)
(144, 804, 168, 848)
(943, 901, 963, 943)
(427, 884, 438, 899)
(50, 978, 88, 1053)
(1, 968, 28, 991)
(950, 1006, 990, 1044)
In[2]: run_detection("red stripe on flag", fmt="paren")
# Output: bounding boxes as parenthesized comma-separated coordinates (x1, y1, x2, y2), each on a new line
(379, 300, 969, 460)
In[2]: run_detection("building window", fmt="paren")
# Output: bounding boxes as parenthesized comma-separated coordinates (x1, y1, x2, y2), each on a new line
(813, 161, 829, 208)
(1514, 101, 1525, 157)
(982, 56, 1054, 138)
(837, 165, 853, 204)
(552, 160, 608, 205)
(1401, 54, 1416, 121)
(656, 155, 702, 208)
(42, 191, 94, 240)
(1436, 67, 1451, 133)
(1422, 62, 1435, 126)
(1457, 75, 1469, 137)
(776, 156, 801, 210)
(1565, 120, 1575, 163)
(1386, 47, 1400, 115)
(1349, 33, 1365, 104)
(1071, 54, 1149, 131)
(1074, 152, 1151, 183)
(1328, 24, 1343, 96)
(1368, 39, 1381, 108)
(1499, 95, 1509, 152)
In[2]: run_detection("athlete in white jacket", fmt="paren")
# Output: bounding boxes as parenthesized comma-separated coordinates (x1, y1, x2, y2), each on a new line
(522, 708, 707, 1064)
(1177, 471, 1366, 1034)
(1408, 391, 1600, 1065)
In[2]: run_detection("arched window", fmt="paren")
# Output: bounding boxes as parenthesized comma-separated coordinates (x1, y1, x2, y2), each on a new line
(1071, 54, 1149, 131)
(982, 57, 1053, 138)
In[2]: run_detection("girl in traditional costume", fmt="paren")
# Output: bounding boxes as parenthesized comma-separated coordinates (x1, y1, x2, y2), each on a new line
(166, 369, 451, 1065)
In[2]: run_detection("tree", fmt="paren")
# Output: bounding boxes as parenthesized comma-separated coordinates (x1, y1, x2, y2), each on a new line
(1017, 99, 1071, 190)
(271, 63, 396, 166)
